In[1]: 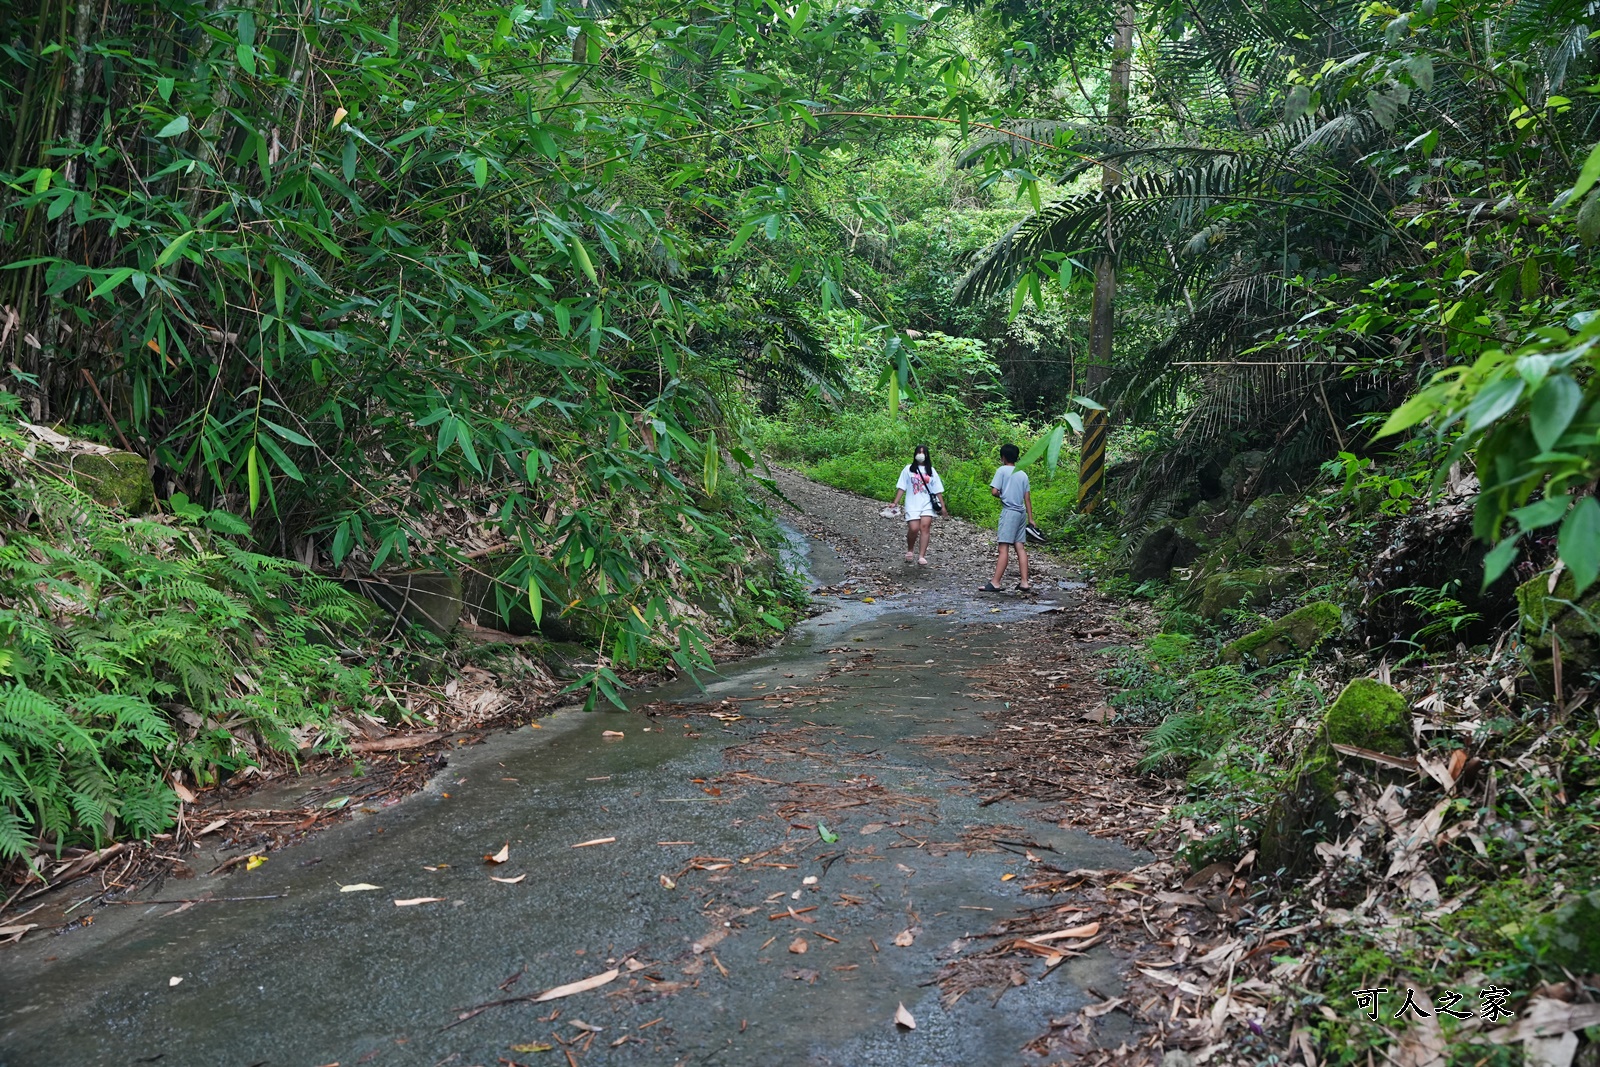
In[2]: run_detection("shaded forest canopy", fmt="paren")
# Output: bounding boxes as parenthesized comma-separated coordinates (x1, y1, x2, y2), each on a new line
(2, 0, 1600, 1059)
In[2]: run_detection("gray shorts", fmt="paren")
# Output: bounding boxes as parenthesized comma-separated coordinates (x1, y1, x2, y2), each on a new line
(997, 510, 1027, 545)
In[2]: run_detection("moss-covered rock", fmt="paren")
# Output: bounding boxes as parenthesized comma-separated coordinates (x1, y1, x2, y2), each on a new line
(50, 449, 154, 513)
(1127, 523, 1202, 582)
(1516, 570, 1600, 691)
(1222, 602, 1342, 666)
(1259, 679, 1412, 876)
(1196, 565, 1305, 618)
(1324, 678, 1410, 755)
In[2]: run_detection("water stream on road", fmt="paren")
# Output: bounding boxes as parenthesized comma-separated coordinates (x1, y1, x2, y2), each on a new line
(0, 526, 1144, 1067)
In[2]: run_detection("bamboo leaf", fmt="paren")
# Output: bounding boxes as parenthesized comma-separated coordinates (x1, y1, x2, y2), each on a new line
(154, 231, 195, 269)
(156, 116, 190, 138)
(247, 444, 261, 516)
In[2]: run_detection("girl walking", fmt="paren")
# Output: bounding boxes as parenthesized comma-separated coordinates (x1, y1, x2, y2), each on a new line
(891, 444, 946, 566)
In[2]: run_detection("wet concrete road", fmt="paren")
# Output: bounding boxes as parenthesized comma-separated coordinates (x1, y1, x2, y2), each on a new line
(0, 532, 1142, 1066)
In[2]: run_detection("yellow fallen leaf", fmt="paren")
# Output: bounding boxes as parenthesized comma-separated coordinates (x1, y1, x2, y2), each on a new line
(485, 843, 510, 864)
(1001, 872, 1016, 881)
(331, 106, 348, 128)
(394, 897, 445, 906)
(245, 854, 267, 871)
(532, 968, 620, 1002)
(339, 883, 382, 893)
(862, 597, 876, 603)
(510, 1044, 553, 1054)
(894, 1002, 916, 1030)
(490, 874, 527, 885)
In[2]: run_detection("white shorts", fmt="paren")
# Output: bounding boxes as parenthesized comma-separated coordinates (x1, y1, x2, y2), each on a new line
(904, 498, 936, 521)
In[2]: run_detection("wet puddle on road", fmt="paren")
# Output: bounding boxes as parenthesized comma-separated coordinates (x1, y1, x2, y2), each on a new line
(0, 530, 1145, 1067)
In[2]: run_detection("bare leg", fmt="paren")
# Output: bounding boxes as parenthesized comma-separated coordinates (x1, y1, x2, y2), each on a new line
(917, 516, 933, 561)
(905, 521, 917, 559)
(991, 544, 1011, 587)
(1016, 542, 1030, 587)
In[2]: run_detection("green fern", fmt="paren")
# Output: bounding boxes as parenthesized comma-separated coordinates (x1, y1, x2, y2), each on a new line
(0, 401, 375, 860)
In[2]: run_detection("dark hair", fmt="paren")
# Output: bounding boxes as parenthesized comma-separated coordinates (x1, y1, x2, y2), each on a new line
(910, 444, 933, 476)
(1000, 443, 1020, 463)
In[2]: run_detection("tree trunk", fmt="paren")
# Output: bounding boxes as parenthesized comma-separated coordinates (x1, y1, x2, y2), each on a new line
(1079, 3, 1134, 514)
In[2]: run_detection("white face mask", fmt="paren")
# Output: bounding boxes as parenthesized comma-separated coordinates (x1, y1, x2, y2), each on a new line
(915, 453, 926, 462)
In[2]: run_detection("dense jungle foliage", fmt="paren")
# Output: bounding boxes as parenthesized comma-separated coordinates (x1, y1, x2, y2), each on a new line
(3, 0, 1600, 1059)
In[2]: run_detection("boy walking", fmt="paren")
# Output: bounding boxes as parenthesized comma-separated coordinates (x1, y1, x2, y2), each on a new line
(980, 443, 1033, 593)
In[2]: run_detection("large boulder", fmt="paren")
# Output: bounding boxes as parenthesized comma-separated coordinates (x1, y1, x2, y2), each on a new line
(1196, 565, 1306, 619)
(345, 571, 463, 636)
(1517, 570, 1600, 692)
(1128, 524, 1202, 582)
(1221, 601, 1342, 666)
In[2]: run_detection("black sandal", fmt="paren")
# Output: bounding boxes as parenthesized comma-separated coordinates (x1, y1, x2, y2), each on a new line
(1016, 583, 1033, 592)
(978, 582, 1004, 593)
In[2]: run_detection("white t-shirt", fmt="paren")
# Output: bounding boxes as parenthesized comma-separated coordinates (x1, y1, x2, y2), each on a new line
(897, 465, 944, 500)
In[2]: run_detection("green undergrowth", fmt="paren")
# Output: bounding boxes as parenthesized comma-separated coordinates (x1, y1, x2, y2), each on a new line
(0, 433, 378, 861)
(1103, 533, 1600, 1066)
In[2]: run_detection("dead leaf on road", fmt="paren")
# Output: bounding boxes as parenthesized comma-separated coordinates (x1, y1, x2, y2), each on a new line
(490, 874, 527, 884)
(602, 730, 624, 739)
(894, 1003, 916, 1030)
(893, 929, 915, 947)
(510, 1043, 554, 1054)
(783, 967, 820, 983)
(485, 844, 510, 864)
(789, 937, 809, 954)
(1083, 997, 1127, 1018)
(572, 837, 616, 848)
(532, 968, 620, 1002)
(0, 924, 38, 944)
(1027, 922, 1100, 943)
(339, 883, 382, 893)
(394, 897, 446, 906)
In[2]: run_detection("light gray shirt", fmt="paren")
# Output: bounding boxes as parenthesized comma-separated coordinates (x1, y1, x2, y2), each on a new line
(990, 466, 1030, 513)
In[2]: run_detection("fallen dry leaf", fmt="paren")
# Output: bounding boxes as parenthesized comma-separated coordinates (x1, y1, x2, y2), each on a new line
(245, 855, 267, 871)
(893, 929, 915, 947)
(195, 818, 228, 836)
(602, 730, 624, 739)
(168, 977, 183, 987)
(510, 1043, 554, 1054)
(532, 968, 620, 1002)
(659, 874, 676, 889)
(894, 1002, 916, 1030)
(1027, 922, 1101, 943)
(1000, 872, 1016, 881)
(1083, 997, 1127, 1019)
(0, 924, 38, 944)
(490, 874, 527, 885)
(394, 897, 446, 906)
(572, 837, 616, 848)
(339, 883, 383, 893)
(789, 937, 809, 954)
(485, 843, 510, 864)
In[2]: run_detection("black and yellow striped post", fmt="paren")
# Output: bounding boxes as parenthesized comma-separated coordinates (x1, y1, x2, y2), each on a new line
(1077, 408, 1108, 513)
